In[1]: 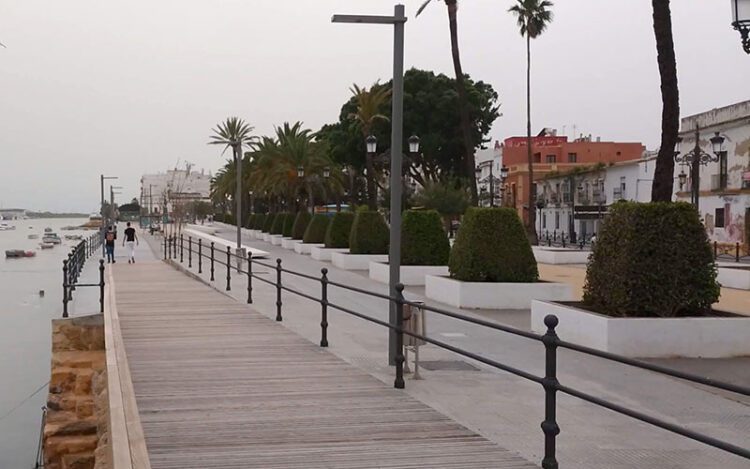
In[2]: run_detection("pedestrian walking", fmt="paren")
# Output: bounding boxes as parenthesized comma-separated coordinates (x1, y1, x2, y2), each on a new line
(105, 226, 116, 263)
(123, 222, 138, 264)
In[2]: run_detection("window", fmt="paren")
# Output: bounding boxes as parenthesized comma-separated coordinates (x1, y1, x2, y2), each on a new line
(620, 176, 626, 192)
(546, 154, 556, 163)
(719, 152, 728, 189)
(568, 153, 577, 163)
(533, 152, 541, 163)
(542, 213, 547, 229)
(555, 212, 560, 229)
(715, 207, 725, 228)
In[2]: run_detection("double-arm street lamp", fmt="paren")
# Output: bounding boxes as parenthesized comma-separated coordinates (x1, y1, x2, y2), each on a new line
(674, 125, 726, 211)
(732, 0, 750, 54)
(100, 175, 118, 256)
(474, 164, 508, 207)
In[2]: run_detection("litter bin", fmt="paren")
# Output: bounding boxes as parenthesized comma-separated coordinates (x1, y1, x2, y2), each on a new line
(403, 301, 426, 379)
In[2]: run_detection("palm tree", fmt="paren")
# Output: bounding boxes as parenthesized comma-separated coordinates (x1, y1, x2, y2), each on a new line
(650, 0, 679, 202)
(509, 0, 553, 245)
(417, 0, 479, 205)
(209, 117, 254, 249)
(349, 82, 391, 210)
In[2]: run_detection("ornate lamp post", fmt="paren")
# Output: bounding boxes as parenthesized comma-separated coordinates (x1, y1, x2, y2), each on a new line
(499, 165, 509, 206)
(732, 0, 750, 54)
(674, 125, 725, 211)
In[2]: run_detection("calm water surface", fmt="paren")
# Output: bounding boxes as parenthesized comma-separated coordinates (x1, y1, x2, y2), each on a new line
(0, 218, 100, 469)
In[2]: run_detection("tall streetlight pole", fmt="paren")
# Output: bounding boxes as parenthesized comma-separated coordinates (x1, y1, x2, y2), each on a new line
(674, 124, 725, 212)
(100, 175, 118, 256)
(234, 143, 243, 256)
(333, 4, 407, 368)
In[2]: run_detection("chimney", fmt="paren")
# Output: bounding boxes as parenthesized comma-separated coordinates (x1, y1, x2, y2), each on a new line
(596, 136, 601, 142)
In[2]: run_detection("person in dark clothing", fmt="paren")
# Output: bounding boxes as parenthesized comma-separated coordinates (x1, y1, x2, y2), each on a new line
(123, 222, 138, 264)
(105, 226, 116, 263)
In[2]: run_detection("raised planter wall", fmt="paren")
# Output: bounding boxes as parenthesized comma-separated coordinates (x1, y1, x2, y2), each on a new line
(425, 275, 573, 309)
(270, 235, 284, 246)
(281, 238, 299, 249)
(717, 266, 750, 290)
(369, 262, 449, 286)
(532, 246, 591, 265)
(310, 246, 348, 261)
(331, 252, 388, 270)
(531, 300, 750, 358)
(294, 242, 324, 255)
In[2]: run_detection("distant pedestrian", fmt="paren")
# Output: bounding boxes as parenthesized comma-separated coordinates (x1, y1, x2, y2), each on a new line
(123, 222, 138, 264)
(105, 226, 116, 263)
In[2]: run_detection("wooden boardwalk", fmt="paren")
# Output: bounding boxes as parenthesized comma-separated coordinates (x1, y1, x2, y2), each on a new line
(111, 259, 536, 468)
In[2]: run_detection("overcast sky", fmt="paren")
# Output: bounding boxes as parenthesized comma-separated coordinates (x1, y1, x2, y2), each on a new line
(1, 0, 748, 212)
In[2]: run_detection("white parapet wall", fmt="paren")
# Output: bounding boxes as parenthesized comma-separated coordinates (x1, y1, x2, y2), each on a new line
(425, 275, 573, 309)
(294, 242, 323, 255)
(262, 233, 272, 242)
(310, 246, 348, 261)
(331, 252, 388, 271)
(182, 228, 269, 259)
(531, 300, 750, 358)
(281, 238, 299, 249)
(255, 231, 265, 240)
(369, 262, 449, 286)
(717, 266, 750, 290)
(532, 246, 591, 265)
(270, 235, 284, 246)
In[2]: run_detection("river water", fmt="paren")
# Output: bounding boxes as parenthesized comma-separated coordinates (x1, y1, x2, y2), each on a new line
(0, 218, 100, 469)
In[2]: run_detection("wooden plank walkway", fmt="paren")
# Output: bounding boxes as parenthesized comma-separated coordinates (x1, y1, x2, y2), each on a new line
(111, 259, 537, 468)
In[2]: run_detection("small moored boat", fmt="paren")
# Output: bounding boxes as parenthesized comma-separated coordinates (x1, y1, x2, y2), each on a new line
(5, 249, 36, 258)
(0, 223, 16, 231)
(40, 242, 55, 249)
(42, 233, 62, 244)
(28, 234, 39, 239)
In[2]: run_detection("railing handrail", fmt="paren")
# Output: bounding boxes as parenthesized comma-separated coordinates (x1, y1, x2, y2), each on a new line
(162, 233, 750, 464)
(62, 233, 105, 318)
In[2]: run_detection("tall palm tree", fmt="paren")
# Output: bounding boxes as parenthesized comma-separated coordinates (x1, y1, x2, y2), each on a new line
(209, 117, 254, 249)
(349, 82, 391, 210)
(417, 0, 478, 205)
(650, 0, 679, 202)
(509, 0, 553, 245)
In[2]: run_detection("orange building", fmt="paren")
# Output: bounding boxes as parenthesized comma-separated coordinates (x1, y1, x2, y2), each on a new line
(501, 133, 645, 224)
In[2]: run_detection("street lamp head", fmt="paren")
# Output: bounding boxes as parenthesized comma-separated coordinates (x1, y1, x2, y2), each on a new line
(732, 0, 750, 54)
(710, 132, 726, 154)
(678, 170, 687, 189)
(408, 134, 420, 154)
(365, 135, 377, 154)
(323, 166, 331, 179)
(297, 166, 305, 178)
(673, 136, 683, 157)
(500, 165, 509, 179)
(536, 199, 545, 210)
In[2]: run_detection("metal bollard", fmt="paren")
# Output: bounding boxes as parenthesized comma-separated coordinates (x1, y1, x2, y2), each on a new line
(188, 236, 192, 268)
(275, 258, 283, 321)
(164, 236, 167, 260)
(320, 268, 329, 347)
(394, 284, 405, 389)
(247, 252, 253, 304)
(210, 242, 215, 281)
(541, 315, 560, 469)
(99, 260, 105, 313)
(62, 260, 69, 318)
(226, 246, 231, 291)
(180, 234, 184, 263)
(736, 242, 740, 262)
(198, 239, 203, 273)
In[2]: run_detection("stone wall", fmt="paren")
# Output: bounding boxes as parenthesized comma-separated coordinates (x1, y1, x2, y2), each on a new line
(44, 314, 110, 469)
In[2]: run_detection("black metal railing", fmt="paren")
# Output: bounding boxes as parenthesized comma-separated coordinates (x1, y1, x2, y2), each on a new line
(713, 241, 750, 264)
(539, 230, 593, 250)
(62, 233, 105, 318)
(162, 234, 750, 467)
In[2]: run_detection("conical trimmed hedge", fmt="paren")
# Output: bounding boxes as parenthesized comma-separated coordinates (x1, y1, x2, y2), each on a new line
(583, 202, 719, 317)
(282, 213, 296, 237)
(449, 207, 538, 282)
(254, 213, 266, 230)
(325, 212, 355, 248)
(350, 210, 389, 255)
(291, 211, 312, 240)
(401, 210, 450, 265)
(270, 212, 286, 235)
(303, 214, 330, 244)
(246, 213, 256, 229)
(262, 213, 275, 232)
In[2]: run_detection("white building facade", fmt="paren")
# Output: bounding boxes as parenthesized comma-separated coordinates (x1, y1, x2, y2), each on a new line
(673, 100, 750, 247)
(536, 155, 656, 242)
(474, 140, 503, 207)
(140, 168, 212, 215)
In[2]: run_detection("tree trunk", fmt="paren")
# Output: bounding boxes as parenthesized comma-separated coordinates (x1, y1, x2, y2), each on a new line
(445, 1, 478, 205)
(365, 153, 377, 210)
(525, 33, 538, 244)
(650, 0, 680, 202)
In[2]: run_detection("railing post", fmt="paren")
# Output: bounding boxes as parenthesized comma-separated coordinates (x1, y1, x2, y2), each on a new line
(394, 283, 405, 389)
(320, 268, 329, 347)
(210, 242, 215, 281)
(188, 236, 192, 268)
(180, 234, 184, 263)
(246, 252, 253, 304)
(226, 246, 232, 291)
(99, 260, 105, 314)
(62, 260, 69, 318)
(172, 235, 177, 259)
(541, 315, 560, 469)
(275, 258, 283, 321)
(67, 253, 74, 300)
(164, 236, 167, 260)
(713, 241, 718, 259)
(736, 242, 740, 262)
(198, 239, 203, 274)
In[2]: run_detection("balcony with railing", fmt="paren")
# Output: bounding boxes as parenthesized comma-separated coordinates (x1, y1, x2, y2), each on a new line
(613, 187, 627, 201)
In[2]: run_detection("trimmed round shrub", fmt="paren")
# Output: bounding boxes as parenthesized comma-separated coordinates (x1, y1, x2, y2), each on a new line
(401, 210, 450, 265)
(349, 210, 389, 255)
(583, 202, 719, 318)
(303, 214, 330, 244)
(291, 211, 312, 240)
(449, 207, 538, 282)
(270, 212, 286, 235)
(282, 213, 296, 237)
(254, 213, 266, 230)
(246, 213, 256, 229)
(325, 212, 355, 248)
(262, 213, 275, 232)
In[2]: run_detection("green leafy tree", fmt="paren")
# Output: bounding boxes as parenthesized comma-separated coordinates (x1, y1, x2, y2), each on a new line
(509, 0, 554, 244)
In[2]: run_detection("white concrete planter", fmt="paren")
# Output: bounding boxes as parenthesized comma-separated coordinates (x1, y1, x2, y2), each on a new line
(262, 233, 272, 242)
(532, 246, 591, 265)
(310, 246, 348, 261)
(425, 275, 573, 309)
(256, 231, 266, 240)
(294, 242, 324, 255)
(281, 238, 299, 249)
(531, 300, 750, 358)
(331, 252, 388, 271)
(369, 262, 449, 286)
(717, 266, 750, 290)
(270, 235, 284, 245)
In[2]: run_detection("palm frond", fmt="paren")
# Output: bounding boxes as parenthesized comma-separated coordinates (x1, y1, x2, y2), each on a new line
(416, 0, 433, 18)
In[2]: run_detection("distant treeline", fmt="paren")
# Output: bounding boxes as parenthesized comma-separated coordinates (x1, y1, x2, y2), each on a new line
(27, 212, 89, 219)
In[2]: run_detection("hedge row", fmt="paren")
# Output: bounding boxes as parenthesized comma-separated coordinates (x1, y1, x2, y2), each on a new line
(263, 213, 275, 232)
(325, 212, 355, 248)
(303, 214, 330, 244)
(401, 210, 450, 265)
(270, 212, 286, 235)
(282, 213, 296, 237)
(349, 210, 389, 255)
(292, 211, 312, 240)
